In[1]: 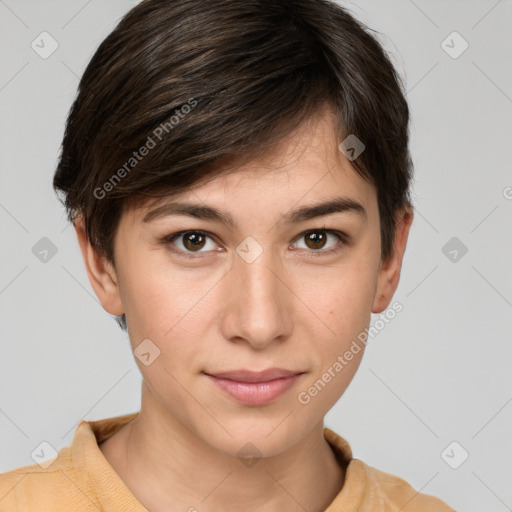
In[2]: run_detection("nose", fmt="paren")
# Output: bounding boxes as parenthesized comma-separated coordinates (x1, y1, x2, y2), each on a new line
(220, 241, 293, 350)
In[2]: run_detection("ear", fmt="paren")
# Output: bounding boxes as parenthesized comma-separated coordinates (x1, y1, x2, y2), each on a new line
(73, 216, 124, 316)
(372, 207, 414, 313)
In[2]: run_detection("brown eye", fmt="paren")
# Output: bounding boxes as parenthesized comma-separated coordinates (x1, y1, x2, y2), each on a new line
(165, 230, 219, 257)
(304, 231, 328, 250)
(182, 232, 207, 251)
(291, 229, 348, 257)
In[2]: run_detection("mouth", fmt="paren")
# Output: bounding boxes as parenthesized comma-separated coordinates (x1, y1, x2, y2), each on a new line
(203, 368, 305, 406)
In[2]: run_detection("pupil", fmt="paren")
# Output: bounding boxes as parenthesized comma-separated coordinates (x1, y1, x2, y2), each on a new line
(186, 232, 205, 250)
(307, 232, 325, 249)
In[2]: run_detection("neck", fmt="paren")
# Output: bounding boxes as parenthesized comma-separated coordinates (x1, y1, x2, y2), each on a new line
(100, 385, 345, 512)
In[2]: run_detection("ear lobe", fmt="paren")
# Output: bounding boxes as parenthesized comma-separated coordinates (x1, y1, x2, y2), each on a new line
(73, 216, 124, 316)
(372, 207, 414, 314)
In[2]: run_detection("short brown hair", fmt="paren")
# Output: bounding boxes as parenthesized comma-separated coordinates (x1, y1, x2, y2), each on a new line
(53, 0, 414, 329)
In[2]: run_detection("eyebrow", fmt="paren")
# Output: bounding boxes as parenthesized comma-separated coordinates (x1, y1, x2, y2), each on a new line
(142, 196, 367, 226)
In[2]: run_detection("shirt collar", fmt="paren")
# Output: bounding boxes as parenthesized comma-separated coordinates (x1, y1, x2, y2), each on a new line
(70, 413, 367, 511)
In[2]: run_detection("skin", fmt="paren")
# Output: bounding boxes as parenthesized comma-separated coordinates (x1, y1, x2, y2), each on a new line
(75, 108, 413, 512)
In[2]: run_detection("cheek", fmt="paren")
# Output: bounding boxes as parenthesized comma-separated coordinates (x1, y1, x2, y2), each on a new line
(118, 253, 222, 380)
(299, 256, 376, 338)
(295, 248, 377, 397)
(119, 249, 208, 337)
(296, 284, 370, 414)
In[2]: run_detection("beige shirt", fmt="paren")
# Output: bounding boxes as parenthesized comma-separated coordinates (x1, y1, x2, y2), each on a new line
(0, 412, 455, 511)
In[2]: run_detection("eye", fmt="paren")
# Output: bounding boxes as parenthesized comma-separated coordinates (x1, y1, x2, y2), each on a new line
(161, 228, 350, 260)
(163, 230, 221, 258)
(291, 229, 349, 256)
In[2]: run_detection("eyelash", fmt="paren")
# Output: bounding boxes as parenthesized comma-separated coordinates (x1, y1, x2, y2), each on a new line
(160, 229, 350, 260)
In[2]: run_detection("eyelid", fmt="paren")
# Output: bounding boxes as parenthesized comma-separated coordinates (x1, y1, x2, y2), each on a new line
(290, 229, 350, 257)
(162, 229, 221, 259)
(161, 228, 350, 259)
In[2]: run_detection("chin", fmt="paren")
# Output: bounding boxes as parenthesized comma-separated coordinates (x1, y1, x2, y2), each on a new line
(192, 412, 311, 460)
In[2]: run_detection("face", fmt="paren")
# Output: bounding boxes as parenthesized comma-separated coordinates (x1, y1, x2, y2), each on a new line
(77, 110, 412, 458)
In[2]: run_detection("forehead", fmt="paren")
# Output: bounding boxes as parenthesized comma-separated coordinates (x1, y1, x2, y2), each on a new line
(130, 110, 377, 223)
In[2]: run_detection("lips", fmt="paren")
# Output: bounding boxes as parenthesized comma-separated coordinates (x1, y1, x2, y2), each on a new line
(205, 368, 303, 383)
(203, 368, 305, 406)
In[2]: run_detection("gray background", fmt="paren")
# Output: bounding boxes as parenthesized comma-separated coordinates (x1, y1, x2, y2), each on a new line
(1, 1, 511, 510)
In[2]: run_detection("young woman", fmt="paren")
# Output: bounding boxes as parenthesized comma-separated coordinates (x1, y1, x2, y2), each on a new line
(0, 1, 454, 510)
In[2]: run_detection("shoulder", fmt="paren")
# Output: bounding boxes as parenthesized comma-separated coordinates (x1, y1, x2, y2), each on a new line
(362, 462, 456, 511)
(324, 427, 455, 511)
(0, 447, 96, 512)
